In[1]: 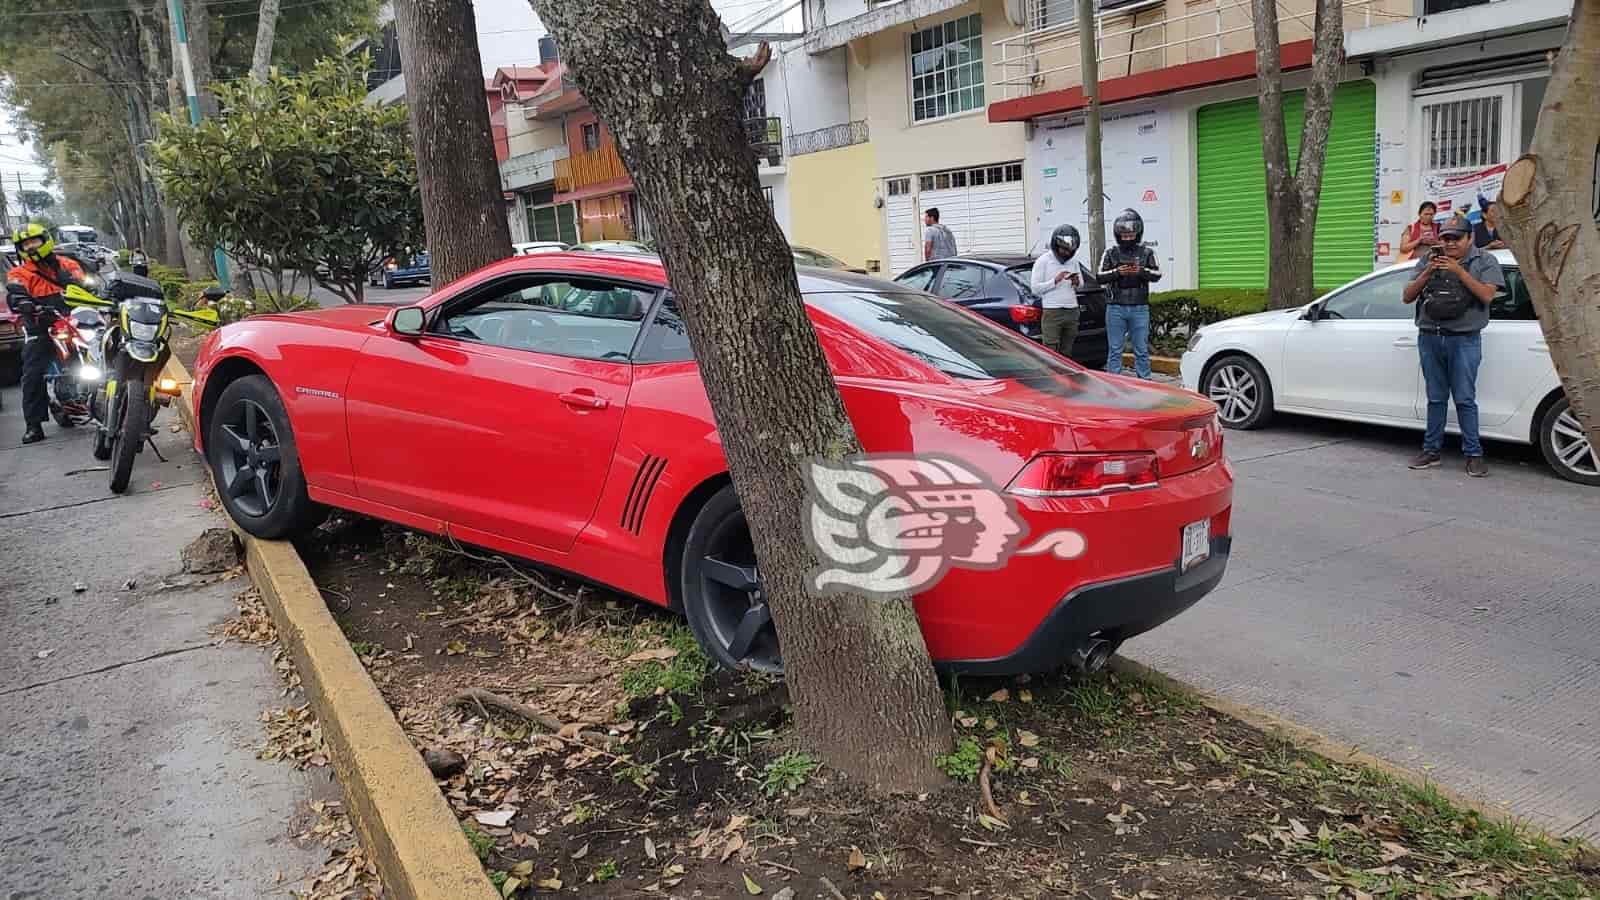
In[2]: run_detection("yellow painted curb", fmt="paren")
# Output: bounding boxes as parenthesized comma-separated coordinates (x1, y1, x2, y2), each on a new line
(1108, 656, 1558, 837)
(1120, 352, 1182, 376)
(164, 357, 497, 900)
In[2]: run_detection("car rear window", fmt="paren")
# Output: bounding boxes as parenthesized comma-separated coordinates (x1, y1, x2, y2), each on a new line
(1004, 264, 1033, 294)
(805, 291, 1080, 381)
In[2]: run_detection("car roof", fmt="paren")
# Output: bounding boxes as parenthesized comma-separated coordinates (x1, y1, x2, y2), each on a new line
(445, 252, 915, 294)
(1371, 248, 1516, 276)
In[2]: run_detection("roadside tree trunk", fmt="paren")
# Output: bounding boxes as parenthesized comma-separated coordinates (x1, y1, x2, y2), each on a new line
(529, 0, 953, 792)
(1076, 0, 1106, 263)
(250, 0, 281, 81)
(1498, 0, 1600, 450)
(1252, 0, 1342, 309)
(392, 0, 511, 283)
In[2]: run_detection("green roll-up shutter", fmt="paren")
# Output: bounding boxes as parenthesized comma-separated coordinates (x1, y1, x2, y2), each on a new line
(1197, 80, 1376, 290)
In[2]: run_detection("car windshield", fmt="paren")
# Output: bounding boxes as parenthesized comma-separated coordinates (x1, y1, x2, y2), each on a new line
(805, 291, 1080, 381)
(795, 248, 847, 268)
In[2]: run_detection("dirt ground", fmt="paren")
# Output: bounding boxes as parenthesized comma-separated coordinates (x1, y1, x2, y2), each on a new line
(288, 516, 1599, 900)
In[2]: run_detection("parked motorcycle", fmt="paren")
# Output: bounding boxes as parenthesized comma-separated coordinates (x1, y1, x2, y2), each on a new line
(63, 273, 219, 493)
(43, 306, 106, 428)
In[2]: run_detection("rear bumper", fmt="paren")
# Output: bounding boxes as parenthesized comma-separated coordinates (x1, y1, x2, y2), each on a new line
(940, 536, 1231, 676)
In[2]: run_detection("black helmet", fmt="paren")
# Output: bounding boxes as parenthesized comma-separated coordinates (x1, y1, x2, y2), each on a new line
(1113, 209, 1144, 248)
(1050, 224, 1080, 261)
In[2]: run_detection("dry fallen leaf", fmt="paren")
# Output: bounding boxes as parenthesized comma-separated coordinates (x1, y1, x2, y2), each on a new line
(445, 640, 466, 656)
(721, 834, 745, 863)
(1017, 730, 1041, 748)
(987, 688, 1010, 702)
(1379, 840, 1411, 862)
(847, 846, 866, 871)
(644, 835, 657, 861)
(1019, 689, 1033, 703)
(571, 842, 590, 861)
(625, 647, 679, 663)
(1021, 757, 1039, 769)
(537, 875, 563, 890)
(958, 716, 978, 728)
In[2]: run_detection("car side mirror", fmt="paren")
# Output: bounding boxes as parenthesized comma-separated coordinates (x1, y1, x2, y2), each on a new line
(1302, 302, 1322, 322)
(389, 306, 425, 337)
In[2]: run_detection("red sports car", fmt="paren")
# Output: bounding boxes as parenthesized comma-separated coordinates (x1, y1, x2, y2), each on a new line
(190, 253, 1233, 675)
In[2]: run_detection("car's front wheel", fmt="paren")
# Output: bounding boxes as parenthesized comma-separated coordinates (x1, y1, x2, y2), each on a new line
(1203, 354, 1274, 430)
(207, 375, 325, 538)
(1538, 396, 1600, 487)
(679, 485, 782, 674)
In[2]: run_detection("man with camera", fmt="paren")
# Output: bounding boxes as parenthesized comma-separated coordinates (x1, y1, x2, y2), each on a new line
(1401, 212, 1503, 477)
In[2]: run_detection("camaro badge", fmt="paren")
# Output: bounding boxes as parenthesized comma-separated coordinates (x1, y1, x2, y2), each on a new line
(295, 386, 341, 400)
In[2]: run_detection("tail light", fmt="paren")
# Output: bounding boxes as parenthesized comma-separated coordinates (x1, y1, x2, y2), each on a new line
(1005, 452, 1159, 497)
(1010, 305, 1041, 324)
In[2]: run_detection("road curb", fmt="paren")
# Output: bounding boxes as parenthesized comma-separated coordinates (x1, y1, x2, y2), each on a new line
(1121, 352, 1182, 375)
(163, 357, 497, 900)
(1108, 655, 1548, 836)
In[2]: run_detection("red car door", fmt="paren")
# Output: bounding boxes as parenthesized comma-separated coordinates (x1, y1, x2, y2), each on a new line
(344, 272, 649, 553)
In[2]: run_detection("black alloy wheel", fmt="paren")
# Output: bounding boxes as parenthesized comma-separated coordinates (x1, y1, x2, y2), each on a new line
(207, 375, 323, 538)
(217, 397, 283, 518)
(681, 486, 782, 673)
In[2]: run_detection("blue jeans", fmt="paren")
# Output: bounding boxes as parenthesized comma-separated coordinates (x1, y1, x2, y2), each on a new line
(1419, 330, 1483, 456)
(1105, 304, 1151, 378)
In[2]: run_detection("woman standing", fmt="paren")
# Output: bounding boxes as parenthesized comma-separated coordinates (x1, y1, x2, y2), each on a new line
(1398, 201, 1440, 261)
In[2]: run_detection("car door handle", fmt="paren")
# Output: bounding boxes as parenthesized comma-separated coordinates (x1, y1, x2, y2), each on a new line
(1393, 338, 1417, 348)
(559, 390, 608, 410)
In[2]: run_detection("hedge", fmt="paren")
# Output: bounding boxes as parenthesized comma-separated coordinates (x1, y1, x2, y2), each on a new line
(1146, 288, 1334, 355)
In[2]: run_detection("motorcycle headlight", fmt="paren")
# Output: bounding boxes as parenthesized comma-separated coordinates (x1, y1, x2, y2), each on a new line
(78, 364, 102, 382)
(129, 321, 159, 341)
(1187, 329, 1205, 353)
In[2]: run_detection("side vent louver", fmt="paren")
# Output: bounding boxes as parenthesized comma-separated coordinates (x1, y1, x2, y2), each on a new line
(621, 455, 667, 535)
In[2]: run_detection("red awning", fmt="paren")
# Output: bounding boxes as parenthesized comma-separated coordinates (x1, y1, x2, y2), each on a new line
(987, 39, 1315, 123)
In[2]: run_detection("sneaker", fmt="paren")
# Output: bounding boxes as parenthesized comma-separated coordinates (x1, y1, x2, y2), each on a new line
(1466, 456, 1488, 478)
(1408, 450, 1441, 469)
(21, 426, 45, 445)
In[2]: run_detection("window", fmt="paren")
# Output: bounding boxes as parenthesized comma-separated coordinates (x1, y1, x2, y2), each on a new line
(435, 275, 652, 361)
(910, 14, 985, 124)
(582, 122, 600, 151)
(743, 80, 768, 122)
(528, 202, 578, 245)
(1420, 95, 1502, 171)
(887, 177, 911, 196)
(895, 266, 940, 292)
(934, 263, 986, 300)
(1319, 271, 1412, 320)
(808, 291, 1080, 380)
(1491, 267, 1536, 320)
(635, 295, 694, 363)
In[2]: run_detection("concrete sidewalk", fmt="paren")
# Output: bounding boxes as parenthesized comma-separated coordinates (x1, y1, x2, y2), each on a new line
(0, 382, 328, 896)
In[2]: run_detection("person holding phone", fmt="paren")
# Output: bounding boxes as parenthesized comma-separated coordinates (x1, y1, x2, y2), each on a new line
(1401, 212, 1503, 477)
(1398, 201, 1439, 261)
(1032, 224, 1084, 359)
(1097, 209, 1162, 378)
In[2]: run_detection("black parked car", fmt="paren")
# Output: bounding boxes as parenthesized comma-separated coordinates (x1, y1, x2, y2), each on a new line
(893, 254, 1108, 370)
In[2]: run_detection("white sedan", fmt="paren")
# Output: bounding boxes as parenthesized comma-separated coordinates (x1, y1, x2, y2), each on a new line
(1180, 250, 1598, 486)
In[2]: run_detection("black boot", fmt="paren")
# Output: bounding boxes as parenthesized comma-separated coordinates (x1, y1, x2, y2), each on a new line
(22, 424, 45, 444)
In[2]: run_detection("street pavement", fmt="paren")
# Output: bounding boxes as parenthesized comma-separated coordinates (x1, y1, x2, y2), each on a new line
(306, 277, 428, 309)
(1127, 413, 1600, 841)
(0, 383, 329, 896)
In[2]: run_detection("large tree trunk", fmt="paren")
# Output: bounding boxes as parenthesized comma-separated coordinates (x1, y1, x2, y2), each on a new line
(180, 0, 218, 278)
(392, 0, 512, 283)
(1252, 0, 1342, 309)
(1076, 0, 1106, 263)
(250, 0, 281, 81)
(529, 0, 953, 792)
(1498, 0, 1600, 454)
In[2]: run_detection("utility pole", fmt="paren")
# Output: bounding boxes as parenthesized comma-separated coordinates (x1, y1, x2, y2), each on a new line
(1075, 0, 1106, 266)
(168, 0, 230, 284)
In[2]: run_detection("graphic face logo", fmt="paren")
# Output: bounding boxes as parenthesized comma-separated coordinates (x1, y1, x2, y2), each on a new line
(804, 454, 1087, 600)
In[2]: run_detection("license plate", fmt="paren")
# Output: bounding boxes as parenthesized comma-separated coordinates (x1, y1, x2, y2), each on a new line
(1182, 519, 1211, 572)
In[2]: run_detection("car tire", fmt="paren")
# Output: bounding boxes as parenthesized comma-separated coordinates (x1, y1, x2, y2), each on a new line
(1202, 354, 1274, 430)
(382, 274, 393, 291)
(1538, 396, 1600, 487)
(207, 374, 326, 538)
(679, 485, 782, 674)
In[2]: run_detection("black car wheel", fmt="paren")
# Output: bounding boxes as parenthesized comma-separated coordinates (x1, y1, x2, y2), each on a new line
(207, 375, 324, 538)
(679, 485, 781, 673)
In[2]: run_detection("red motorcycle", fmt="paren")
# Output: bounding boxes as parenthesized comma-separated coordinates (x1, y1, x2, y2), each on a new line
(43, 306, 105, 428)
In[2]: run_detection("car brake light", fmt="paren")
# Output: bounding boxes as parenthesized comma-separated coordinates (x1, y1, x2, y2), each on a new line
(1010, 305, 1041, 324)
(1005, 452, 1159, 497)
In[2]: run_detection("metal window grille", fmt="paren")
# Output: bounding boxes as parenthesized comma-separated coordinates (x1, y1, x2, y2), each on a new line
(1421, 96, 1502, 171)
(786, 121, 869, 157)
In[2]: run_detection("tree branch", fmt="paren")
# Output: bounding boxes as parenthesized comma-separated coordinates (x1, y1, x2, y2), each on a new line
(734, 41, 771, 85)
(1251, 0, 1293, 202)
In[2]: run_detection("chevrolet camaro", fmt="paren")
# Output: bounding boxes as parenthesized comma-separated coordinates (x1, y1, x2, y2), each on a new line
(191, 254, 1234, 674)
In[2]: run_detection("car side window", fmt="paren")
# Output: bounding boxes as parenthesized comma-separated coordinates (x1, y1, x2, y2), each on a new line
(433, 275, 652, 361)
(1319, 270, 1412, 320)
(934, 263, 985, 300)
(634, 294, 694, 363)
(895, 266, 938, 293)
(1490, 268, 1536, 321)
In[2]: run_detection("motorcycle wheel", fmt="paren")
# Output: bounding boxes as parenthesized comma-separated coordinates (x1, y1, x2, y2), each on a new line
(109, 379, 149, 494)
(52, 402, 74, 428)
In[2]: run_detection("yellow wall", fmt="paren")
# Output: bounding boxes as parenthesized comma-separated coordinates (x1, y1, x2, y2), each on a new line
(788, 141, 886, 273)
(848, 0, 1028, 179)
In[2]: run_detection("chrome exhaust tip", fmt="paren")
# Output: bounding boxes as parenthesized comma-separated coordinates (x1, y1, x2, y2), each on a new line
(1068, 637, 1115, 674)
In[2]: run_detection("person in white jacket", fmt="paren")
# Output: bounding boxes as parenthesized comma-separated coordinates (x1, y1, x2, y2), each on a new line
(1030, 224, 1083, 359)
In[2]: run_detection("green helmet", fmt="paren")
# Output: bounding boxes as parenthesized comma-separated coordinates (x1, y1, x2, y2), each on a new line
(12, 223, 55, 262)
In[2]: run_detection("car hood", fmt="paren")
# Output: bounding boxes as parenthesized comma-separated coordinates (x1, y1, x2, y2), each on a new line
(276, 304, 395, 328)
(1204, 307, 1304, 331)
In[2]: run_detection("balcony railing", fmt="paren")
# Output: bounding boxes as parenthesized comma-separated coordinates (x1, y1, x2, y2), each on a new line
(787, 120, 869, 157)
(555, 141, 630, 193)
(500, 144, 571, 191)
(745, 116, 784, 168)
(991, 0, 1399, 101)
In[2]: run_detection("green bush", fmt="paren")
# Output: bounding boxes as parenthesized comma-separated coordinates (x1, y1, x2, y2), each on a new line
(147, 263, 190, 306)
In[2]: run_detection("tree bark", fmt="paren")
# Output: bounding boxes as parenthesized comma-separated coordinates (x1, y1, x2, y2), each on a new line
(1076, 0, 1106, 263)
(180, 0, 218, 278)
(250, 0, 281, 81)
(529, 0, 953, 793)
(1253, 0, 1342, 309)
(1497, 0, 1600, 453)
(392, 0, 512, 284)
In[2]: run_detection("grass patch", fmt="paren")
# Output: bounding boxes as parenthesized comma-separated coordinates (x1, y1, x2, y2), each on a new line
(619, 624, 710, 699)
(935, 736, 984, 783)
(592, 859, 619, 882)
(349, 640, 383, 657)
(461, 821, 495, 862)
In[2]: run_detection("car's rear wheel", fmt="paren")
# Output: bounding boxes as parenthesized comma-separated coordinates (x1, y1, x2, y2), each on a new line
(1203, 354, 1274, 430)
(679, 485, 782, 674)
(207, 375, 325, 538)
(1538, 397, 1600, 487)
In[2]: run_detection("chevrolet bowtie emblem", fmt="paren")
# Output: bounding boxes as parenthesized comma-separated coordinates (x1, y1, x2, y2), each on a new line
(1191, 438, 1208, 459)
